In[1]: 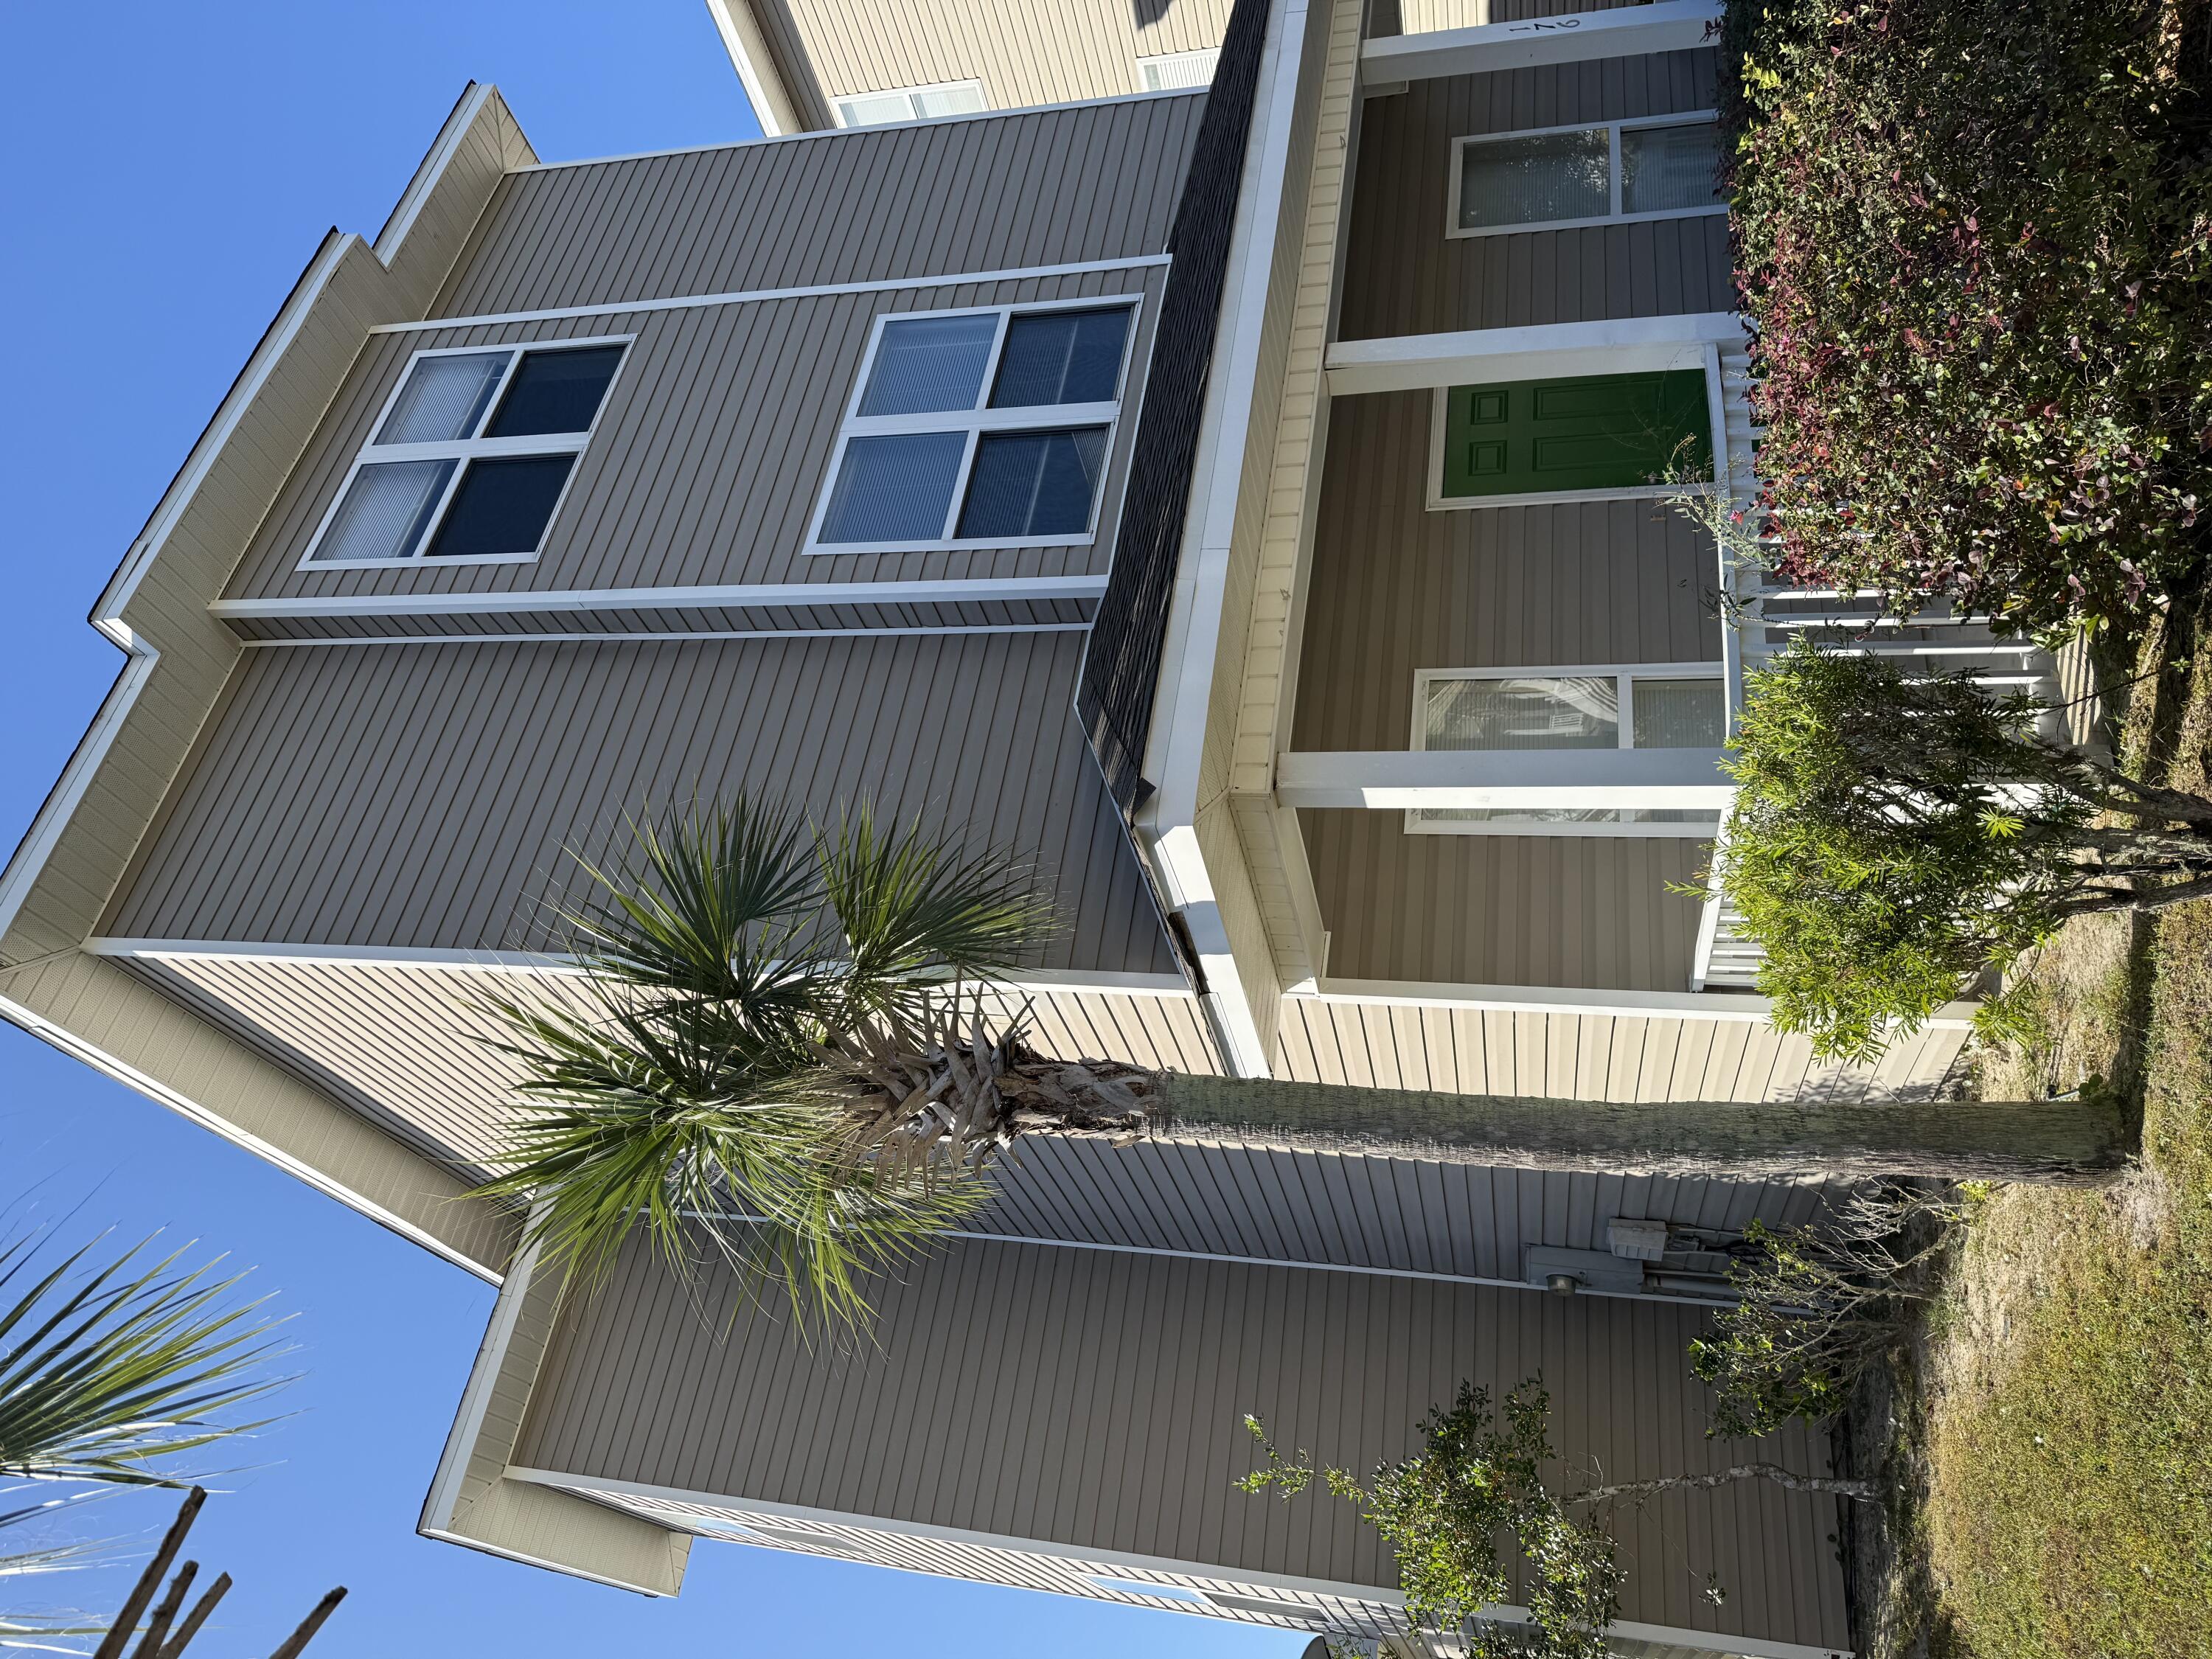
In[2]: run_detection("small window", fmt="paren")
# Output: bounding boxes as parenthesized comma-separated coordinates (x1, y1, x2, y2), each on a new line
(302, 341, 625, 567)
(1452, 115, 1724, 237)
(834, 80, 987, 126)
(807, 302, 1136, 554)
(1435, 369, 1712, 504)
(1409, 664, 1725, 837)
(1138, 49, 1218, 91)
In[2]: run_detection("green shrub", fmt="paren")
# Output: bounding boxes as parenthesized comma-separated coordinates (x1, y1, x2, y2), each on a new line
(1725, 0, 2212, 633)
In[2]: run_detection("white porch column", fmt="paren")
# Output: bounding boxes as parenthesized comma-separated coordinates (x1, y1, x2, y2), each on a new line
(1275, 746, 1731, 810)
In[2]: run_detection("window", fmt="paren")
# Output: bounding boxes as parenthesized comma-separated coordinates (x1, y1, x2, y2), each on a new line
(807, 302, 1136, 554)
(834, 80, 987, 127)
(1432, 369, 1712, 505)
(301, 341, 625, 567)
(1138, 49, 1218, 91)
(1451, 114, 1725, 237)
(1408, 664, 1725, 836)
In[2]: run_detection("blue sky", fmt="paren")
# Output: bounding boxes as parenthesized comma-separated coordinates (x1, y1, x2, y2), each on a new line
(0, 4, 1302, 1652)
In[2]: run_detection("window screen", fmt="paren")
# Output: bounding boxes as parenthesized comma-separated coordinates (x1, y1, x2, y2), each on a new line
(1458, 128, 1609, 230)
(1621, 121, 1724, 215)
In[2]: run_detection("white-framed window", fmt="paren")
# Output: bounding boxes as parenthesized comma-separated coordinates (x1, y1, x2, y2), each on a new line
(833, 80, 987, 127)
(1138, 49, 1219, 91)
(1407, 662, 1726, 837)
(298, 338, 627, 568)
(804, 298, 1138, 556)
(1448, 113, 1727, 239)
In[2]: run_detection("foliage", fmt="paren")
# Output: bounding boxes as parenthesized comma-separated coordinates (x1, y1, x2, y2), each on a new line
(1921, 613, 2212, 1657)
(1722, 0, 2212, 633)
(473, 797, 1068, 1332)
(1237, 1381, 1622, 1659)
(1690, 1184, 1955, 1439)
(1714, 639, 2212, 1061)
(0, 1230, 287, 1500)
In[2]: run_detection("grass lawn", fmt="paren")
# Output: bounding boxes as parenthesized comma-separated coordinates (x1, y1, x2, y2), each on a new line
(1902, 605, 2212, 1657)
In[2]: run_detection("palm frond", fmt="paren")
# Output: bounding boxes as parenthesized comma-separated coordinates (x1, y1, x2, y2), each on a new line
(815, 804, 1054, 1026)
(558, 799, 826, 1023)
(0, 1234, 290, 1500)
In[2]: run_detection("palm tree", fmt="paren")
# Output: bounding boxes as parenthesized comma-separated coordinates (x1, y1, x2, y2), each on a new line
(1, 1227, 291, 1649)
(476, 795, 2135, 1331)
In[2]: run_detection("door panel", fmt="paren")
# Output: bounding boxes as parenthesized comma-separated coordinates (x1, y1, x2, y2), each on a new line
(1442, 369, 1710, 498)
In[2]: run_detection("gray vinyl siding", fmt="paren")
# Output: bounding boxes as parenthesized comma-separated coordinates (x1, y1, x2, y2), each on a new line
(784, 0, 1234, 108)
(1290, 392, 1719, 754)
(217, 597, 1097, 644)
(220, 267, 1166, 608)
(1286, 387, 1719, 994)
(515, 1233, 1852, 1652)
(1337, 51, 1730, 341)
(1301, 818, 1705, 990)
(108, 632, 1177, 976)
(431, 95, 1204, 319)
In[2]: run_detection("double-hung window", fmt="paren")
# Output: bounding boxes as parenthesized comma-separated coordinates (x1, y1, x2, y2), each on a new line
(301, 340, 625, 567)
(1408, 663, 1726, 836)
(1450, 114, 1725, 237)
(834, 80, 987, 127)
(807, 302, 1135, 554)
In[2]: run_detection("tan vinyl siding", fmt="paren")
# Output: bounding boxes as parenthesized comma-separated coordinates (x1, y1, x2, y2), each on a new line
(109, 632, 1177, 975)
(220, 268, 1166, 606)
(782, 0, 1234, 109)
(1276, 994, 1972, 1102)
(515, 1232, 1852, 1652)
(1301, 818, 1706, 990)
(1338, 52, 1730, 341)
(432, 96, 1204, 319)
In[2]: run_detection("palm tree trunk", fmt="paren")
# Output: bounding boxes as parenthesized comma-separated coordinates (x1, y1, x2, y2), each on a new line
(1146, 1075, 2128, 1186)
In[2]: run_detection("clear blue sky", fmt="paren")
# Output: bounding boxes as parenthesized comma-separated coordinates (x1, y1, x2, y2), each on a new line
(0, 4, 1304, 1653)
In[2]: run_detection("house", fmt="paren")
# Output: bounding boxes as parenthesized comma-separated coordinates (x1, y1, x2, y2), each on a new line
(1, 1, 2051, 1652)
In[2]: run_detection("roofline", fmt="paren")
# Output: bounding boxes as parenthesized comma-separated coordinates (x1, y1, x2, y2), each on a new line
(701, 0, 819, 133)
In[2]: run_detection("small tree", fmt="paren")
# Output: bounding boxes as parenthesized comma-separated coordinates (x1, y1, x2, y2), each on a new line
(1716, 639, 2212, 1062)
(1239, 1380, 1873, 1659)
(1690, 1183, 1958, 1439)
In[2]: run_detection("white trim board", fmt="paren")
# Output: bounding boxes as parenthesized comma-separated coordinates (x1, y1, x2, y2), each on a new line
(239, 624, 1096, 648)
(1302, 977, 1981, 1028)
(86, 937, 1192, 998)
(1276, 746, 1733, 810)
(211, 574, 1109, 620)
(371, 255, 1172, 337)
(1326, 310, 1746, 397)
(1363, 0, 1725, 82)
(505, 1469, 1847, 1659)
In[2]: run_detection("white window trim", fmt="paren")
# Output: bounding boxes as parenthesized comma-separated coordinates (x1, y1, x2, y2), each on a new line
(1445, 111, 1728, 242)
(1405, 661, 1725, 837)
(1423, 341, 1725, 512)
(296, 335, 632, 571)
(831, 78, 987, 127)
(1136, 48, 1220, 91)
(801, 295, 1142, 558)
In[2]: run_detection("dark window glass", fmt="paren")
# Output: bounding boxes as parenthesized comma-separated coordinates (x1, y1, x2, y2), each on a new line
(988, 309, 1130, 408)
(425, 455, 576, 557)
(484, 345, 625, 438)
(818, 432, 967, 543)
(956, 427, 1109, 538)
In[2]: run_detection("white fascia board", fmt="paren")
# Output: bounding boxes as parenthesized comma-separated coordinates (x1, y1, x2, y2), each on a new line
(1363, 0, 1725, 83)
(1276, 747, 1732, 809)
(506, 1469, 1846, 1659)
(1325, 310, 1746, 397)
(87, 937, 1192, 998)
(1131, 0, 1310, 1081)
(703, 0, 796, 136)
(421, 1231, 545, 1535)
(209, 574, 1107, 622)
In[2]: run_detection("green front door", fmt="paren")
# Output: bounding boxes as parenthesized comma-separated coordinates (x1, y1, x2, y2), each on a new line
(1440, 369, 1711, 498)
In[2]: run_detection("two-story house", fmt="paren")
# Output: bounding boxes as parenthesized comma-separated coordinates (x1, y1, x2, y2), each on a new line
(4, 1, 2040, 1653)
